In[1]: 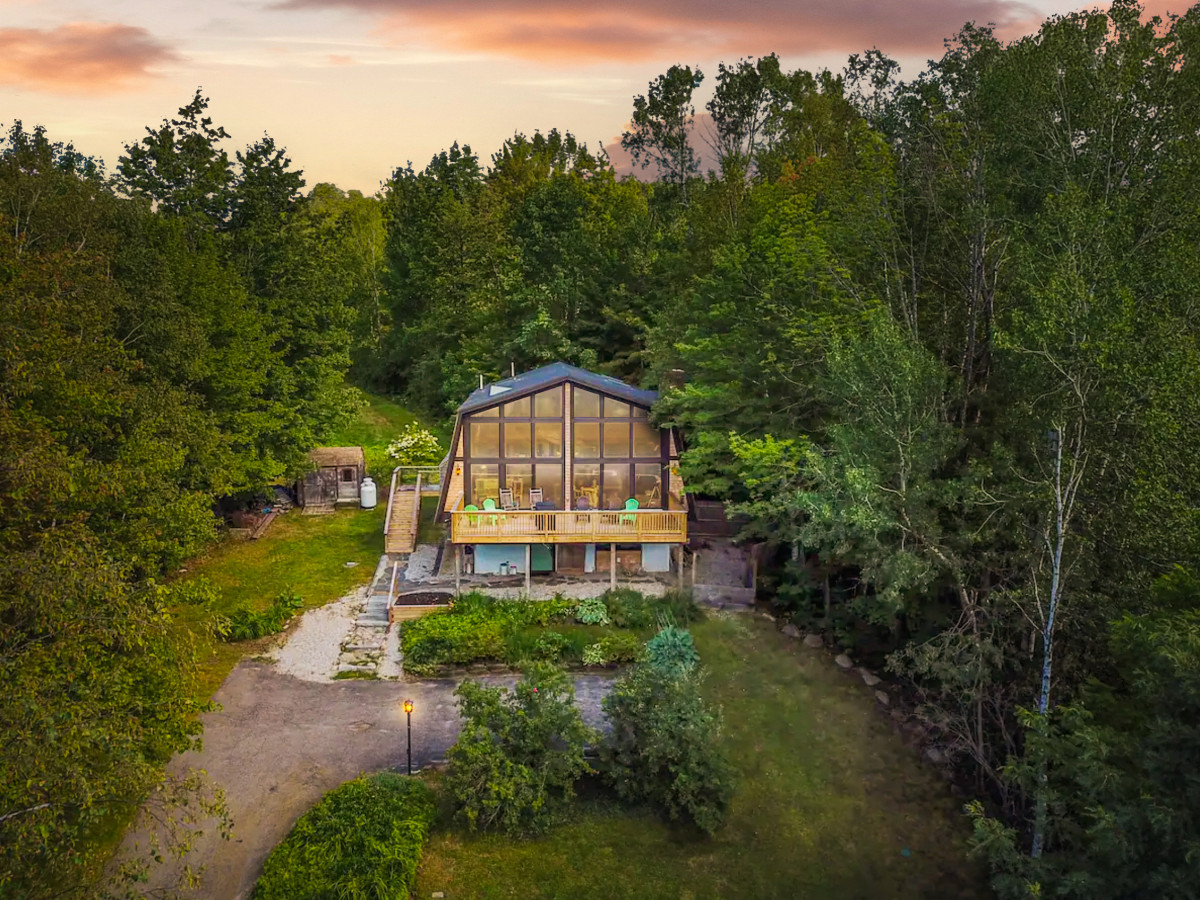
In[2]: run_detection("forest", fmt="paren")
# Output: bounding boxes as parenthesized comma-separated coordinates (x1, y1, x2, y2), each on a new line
(2, 1, 1199, 897)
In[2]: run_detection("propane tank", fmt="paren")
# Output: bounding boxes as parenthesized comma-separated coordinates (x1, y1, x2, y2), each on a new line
(359, 476, 377, 509)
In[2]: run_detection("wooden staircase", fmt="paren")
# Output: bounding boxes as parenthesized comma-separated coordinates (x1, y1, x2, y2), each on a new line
(385, 485, 421, 554)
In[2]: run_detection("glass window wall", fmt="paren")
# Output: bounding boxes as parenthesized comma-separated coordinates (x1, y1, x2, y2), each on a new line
(469, 421, 499, 457)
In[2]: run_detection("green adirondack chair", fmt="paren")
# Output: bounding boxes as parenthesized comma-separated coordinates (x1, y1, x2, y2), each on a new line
(482, 497, 501, 526)
(464, 503, 479, 526)
(619, 497, 639, 526)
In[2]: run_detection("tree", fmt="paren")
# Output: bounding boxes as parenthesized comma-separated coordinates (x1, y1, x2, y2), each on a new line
(622, 65, 704, 203)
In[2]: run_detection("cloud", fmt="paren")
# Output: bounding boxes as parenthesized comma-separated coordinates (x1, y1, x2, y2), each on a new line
(0, 22, 177, 93)
(276, 0, 1043, 62)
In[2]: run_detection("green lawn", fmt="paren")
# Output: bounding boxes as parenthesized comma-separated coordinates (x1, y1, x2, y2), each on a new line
(328, 392, 423, 447)
(176, 506, 385, 701)
(416, 613, 986, 899)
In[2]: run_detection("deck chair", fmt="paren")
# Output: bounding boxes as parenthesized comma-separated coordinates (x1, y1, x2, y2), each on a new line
(619, 497, 639, 526)
(528, 487, 543, 508)
(499, 488, 516, 511)
(464, 503, 479, 526)
(482, 497, 501, 526)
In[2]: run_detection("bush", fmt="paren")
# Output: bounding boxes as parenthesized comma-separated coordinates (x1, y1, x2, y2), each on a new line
(645, 626, 700, 675)
(600, 589, 701, 630)
(533, 630, 572, 662)
(601, 664, 735, 834)
(221, 590, 303, 641)
(583, 633, 644, 666)
(253, 773, 435, 900)
(574, 597, 610, 625)
(446, 665, 595, 835)
(400, 611, 506, 675)
(386, 423, 443, 466)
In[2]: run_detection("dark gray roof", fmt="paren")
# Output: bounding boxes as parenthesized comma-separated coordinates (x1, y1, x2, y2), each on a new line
(458, 362, 657, 414)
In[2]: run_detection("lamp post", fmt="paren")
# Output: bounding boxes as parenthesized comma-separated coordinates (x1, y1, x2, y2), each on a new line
(402, 699, 414, 775)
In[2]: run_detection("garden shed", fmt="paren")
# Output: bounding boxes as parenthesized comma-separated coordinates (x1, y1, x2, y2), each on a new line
(298, 446, 366, 509)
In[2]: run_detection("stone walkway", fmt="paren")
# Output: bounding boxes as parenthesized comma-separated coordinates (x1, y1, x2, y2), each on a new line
(123, 662, 614, 900)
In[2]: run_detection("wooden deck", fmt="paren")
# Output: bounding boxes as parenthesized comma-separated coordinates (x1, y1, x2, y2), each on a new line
(450, 508, 686, 544)
(384, 467, 441, 555)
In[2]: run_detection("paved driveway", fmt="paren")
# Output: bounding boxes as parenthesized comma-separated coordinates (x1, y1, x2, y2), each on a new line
(127, 662, 614, 899)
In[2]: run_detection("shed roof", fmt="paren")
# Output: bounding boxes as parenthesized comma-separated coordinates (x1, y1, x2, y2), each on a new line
(459, 362, 658, 415)
(309, 446, 365, 467)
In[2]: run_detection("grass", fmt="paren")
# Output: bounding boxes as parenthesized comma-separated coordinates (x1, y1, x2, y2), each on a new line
(415, 613, 987, 899)
(326, 392, 423, 447)
(176, 505, 385, 701)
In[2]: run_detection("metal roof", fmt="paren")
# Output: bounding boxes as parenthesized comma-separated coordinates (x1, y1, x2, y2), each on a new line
(458, 362, 658, 414)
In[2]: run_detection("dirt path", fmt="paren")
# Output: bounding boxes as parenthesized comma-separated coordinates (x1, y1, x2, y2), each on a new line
(126, 662, 614, 899)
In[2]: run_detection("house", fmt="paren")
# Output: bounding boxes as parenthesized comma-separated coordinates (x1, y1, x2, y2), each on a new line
(298, 446, 366, 509)
(436, 362, 687, 585)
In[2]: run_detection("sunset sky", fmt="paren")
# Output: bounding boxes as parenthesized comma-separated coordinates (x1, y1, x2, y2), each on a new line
(0, 0, 1176, 193)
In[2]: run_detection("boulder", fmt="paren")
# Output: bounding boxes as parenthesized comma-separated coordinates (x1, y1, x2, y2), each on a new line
(924, 747, 946, 765)
(874, 689, 889, 705)
(859, 668, 882, 687)
(803, 634, 824, 649)
(835, 653, 853, 669)
(781, 623, 801, 638)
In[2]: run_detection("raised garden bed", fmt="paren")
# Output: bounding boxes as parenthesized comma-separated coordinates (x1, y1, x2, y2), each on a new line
(389, 589, 454, 624)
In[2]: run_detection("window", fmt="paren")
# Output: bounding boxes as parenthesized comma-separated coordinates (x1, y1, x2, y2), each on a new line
(574, 422, 600, 458)
(534, 387, 562, 417)
(574, 389, 600, 417)
(603, 422, 629, 457)
(504, 423, 531, 458)
(604, 397, 630, 417)
(469, 421, 499, 457)
(573, 463, 600, 507)
(602, 464, 630, 509)
(634, 464, 663, 507)
(505, 463, 532, 507)
(632, 420, 660, 457)
(474, 405, 499, 417)
(535, 464, 563, 507)
(503, 396, 531, 417)
(632, 405, 649, 418)
(534, 422, 562, 458)
(470, 464, 499, 506)
(340, 468, 355, 482)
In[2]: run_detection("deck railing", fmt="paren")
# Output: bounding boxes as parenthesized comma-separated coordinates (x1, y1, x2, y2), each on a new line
(450, 507, 687, 544)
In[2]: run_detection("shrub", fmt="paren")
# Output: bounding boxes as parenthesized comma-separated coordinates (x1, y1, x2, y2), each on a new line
(221, 590, 303, 641)
(601, 665, 735, 835)
(582, 643, 605, 666)
(446, 664, 595, 835)
(253, 773, 435, 900)
(533, 630, 572, 662)
(574, 597, 610, 626)
(599, 589, 701, 630)
(401, 611, 506, 675)
(645, 626, 699, 675)
(386, 423, 443, 466)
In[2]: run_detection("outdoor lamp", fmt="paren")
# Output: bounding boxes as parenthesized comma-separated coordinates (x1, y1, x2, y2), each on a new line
(403, 699, 414, 774)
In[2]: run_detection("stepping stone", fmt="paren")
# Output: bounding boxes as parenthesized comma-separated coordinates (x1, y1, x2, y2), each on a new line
(859, 668, 882, 687)
(781, 624, 800, 638)
(835, 653, 853, 669)
(803, 634, 824, 649)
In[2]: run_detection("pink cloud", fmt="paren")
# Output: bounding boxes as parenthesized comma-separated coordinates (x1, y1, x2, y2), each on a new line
(0, 22, 177, 93)
(277, 0, 1044, 62)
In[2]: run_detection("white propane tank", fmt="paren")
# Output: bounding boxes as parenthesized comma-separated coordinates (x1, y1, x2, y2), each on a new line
(359, 476, 377, 509)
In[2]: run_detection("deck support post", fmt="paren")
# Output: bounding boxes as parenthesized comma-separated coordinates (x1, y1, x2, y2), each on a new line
(692, 549, 698, 588)
(525, 544, 532, 595)
(455, 545, 461, 594)
(676, 545, 684, 589)
(610, 542, 617, 589)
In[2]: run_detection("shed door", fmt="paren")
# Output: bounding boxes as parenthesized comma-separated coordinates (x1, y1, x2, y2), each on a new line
(337, 467, 358, 500)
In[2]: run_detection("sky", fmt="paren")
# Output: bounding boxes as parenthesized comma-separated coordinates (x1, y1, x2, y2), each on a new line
(0, 0, 1180, 193)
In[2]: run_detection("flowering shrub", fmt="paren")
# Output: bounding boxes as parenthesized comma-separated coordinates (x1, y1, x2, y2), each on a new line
(386, 424, 443, 466)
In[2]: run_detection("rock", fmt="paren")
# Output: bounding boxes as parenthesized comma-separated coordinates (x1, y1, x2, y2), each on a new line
(759, 611, 775, 620)
(781, 623, 800, 638)
(835, 653, 853, 669)
(924, 747, 946, 765)
(432, 893, 445, 899)
(803, 634, 824, 649)
(344, 561, 359, 568)
(859, 668, 882, 687)
(874, 689, 889, 705)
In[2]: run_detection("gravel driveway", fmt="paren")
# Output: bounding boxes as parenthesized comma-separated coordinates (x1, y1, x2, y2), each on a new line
(125, 661, 614, 899)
